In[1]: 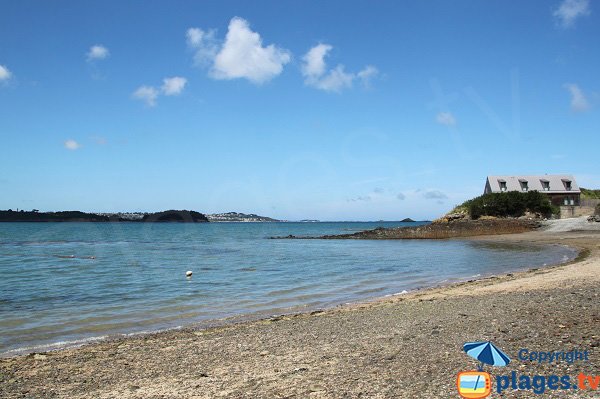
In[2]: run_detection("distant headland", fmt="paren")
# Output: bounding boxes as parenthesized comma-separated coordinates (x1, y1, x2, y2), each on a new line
(0, 209, 422, 223)
(0, 209, 209, 223)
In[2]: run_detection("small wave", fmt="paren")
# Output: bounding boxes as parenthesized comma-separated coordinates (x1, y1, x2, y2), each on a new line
(384, 290, 409, 297)
(2, 335, 110, 357)
(1, 324, 187, 357)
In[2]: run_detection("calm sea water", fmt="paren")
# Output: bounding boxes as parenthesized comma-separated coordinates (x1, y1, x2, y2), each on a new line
(0, 222, 576, 356)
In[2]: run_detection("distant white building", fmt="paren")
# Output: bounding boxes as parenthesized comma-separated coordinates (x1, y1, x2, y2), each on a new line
(484, 175, 581, 206)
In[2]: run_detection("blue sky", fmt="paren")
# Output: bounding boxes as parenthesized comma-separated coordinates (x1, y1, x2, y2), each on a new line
(0, 0, 598, 220)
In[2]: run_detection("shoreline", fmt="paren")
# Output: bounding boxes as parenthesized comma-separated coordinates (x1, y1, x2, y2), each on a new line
(1, 229, 599, 398)
(0, 239, 578, 359)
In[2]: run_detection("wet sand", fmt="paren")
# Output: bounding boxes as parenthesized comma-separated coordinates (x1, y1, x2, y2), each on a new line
(1, 230, 599, 398)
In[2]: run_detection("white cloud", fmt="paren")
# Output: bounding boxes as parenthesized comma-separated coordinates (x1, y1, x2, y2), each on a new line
(186, 28, 219, 66)
(302, 44, 332, 78)
(357, 65, 379, 88)
(133, 77, 188, 106)
(91, 136, 107, 145)
(161, 76, 187, 96)
(301, 44, 378, 92)
(186, 28, 204, 47)
(0, 65, 12, 81)
(64, 139, 81, 150)
(347, 195, 372, 202)
(553, 0, 590, 28)
(132, 85, 159, 107)
(436, 111, 457, 126)
(188, 18, 290, 84)
(564, 83, 590, 112)
(312, 65, 354, 92)
(86, 45, 109, 61)
(423, 190, 448, 200)
(208, 17, 291, 84)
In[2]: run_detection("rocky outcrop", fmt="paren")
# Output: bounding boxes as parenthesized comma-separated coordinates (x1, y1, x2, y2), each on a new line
(317, 219, 541, 240)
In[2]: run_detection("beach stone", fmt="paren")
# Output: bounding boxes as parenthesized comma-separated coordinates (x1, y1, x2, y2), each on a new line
(33, 354, 47, 360)
(309, 384, 325, 392)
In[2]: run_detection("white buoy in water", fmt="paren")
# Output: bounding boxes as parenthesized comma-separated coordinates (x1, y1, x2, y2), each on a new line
(186, 270, 193, 277)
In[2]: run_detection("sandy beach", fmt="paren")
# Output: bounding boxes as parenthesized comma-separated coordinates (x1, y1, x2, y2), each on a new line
(1, 226, 599, 398)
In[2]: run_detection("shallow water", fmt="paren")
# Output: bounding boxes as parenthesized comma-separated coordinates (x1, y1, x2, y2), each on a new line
(0, 222, 576, 355)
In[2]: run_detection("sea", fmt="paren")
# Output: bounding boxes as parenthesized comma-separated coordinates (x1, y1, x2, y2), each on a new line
(0, 221, 577, 356)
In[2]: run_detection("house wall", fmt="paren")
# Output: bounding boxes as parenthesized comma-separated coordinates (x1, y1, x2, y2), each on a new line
(548, 193, 580, 206)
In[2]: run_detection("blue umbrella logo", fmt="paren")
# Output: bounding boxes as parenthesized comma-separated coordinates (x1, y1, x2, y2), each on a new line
(463, 341, 511, 371)
(457, 342, 510, 398)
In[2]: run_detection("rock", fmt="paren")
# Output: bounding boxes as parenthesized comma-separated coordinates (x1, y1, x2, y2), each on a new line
(446, 213, 466, 221)
(33, 353, 47, 360)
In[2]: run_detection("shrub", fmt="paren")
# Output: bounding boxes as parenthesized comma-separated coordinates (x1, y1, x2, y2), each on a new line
(465, 190, 554, 219)
(581, 188, 600, 199)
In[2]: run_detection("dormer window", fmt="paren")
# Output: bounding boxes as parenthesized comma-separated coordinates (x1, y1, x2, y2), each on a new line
(498, 180, 507, 192)
(563, 180, 572, 191)
(519, 179, 528, 192)
(541, 179, 550, 191)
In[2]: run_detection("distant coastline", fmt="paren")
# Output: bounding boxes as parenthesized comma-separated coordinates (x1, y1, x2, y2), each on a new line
(0, 209, 209, 223)
(0, 209, 423, 224)
(206, 212, 279, 222)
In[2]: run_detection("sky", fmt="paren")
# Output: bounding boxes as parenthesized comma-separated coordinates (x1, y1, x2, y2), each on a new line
(0, 0, 599, 221)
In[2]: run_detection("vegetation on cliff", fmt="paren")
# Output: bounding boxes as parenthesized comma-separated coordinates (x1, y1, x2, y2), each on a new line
(454, 191, 557, 220)
(0, 210, 110, 222)
(0, 209, 209, 222)
(581, 188, 600, 199)
(141, 210, 209, 222)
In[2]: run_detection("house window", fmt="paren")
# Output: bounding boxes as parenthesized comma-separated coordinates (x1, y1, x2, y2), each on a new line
(541, 180, 550, 191)
(499, 181, 507, 192)
(564, 180, 572, 191)
(520, 181, 528, 192)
